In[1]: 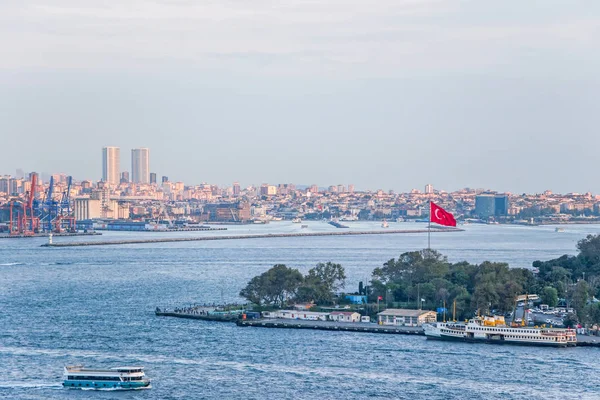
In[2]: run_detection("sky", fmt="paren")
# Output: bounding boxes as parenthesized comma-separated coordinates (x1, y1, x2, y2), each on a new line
(1, 0, 599, 193)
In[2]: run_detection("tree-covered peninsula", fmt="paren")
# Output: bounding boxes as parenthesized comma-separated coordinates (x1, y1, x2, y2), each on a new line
(240, 234, 600, 326)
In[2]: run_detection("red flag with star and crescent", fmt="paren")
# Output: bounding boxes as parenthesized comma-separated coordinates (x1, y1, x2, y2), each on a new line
(430, 202, 456, 227)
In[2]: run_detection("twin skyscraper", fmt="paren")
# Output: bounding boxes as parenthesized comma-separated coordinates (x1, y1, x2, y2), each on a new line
(102, 146, 150, 185)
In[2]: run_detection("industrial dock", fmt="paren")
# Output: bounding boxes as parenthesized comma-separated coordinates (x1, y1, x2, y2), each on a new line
(41, 227, 462, 247)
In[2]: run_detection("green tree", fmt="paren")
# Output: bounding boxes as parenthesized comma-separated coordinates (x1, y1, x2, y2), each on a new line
(571, 280, 590, 318)
(296, 262, 346, 305)
(563, 312, 579, 328)
(239, 264, 303, 307)
(577, 235, 600, 266)
(541, 286, 558, 307)
(584, 303, 600, 326)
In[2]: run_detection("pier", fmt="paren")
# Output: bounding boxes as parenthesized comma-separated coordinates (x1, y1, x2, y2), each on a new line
(40, 227, 462, 247)
(237, 319, 425, 335)
(155, 311, 241, 322)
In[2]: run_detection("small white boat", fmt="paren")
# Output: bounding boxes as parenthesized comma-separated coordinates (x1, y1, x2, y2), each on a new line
(292, 217, 302, 223)
(555, 227, 565, 233)
(63, 365, 151, 390)
(381, 220, 389, 228)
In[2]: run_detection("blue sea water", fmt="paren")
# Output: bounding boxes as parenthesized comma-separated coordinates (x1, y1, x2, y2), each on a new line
(1, 222, 600, 399)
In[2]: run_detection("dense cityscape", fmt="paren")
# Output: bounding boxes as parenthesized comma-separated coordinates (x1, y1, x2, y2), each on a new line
(2, 146, 600, 233)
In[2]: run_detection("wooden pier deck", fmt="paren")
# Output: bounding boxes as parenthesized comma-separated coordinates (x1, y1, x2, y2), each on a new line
(41, 228, 462, 247)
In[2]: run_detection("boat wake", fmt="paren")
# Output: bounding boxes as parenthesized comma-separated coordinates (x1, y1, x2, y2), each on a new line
(0, 381, 62, 389)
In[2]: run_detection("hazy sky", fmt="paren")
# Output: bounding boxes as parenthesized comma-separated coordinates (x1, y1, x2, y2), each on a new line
(1, 0, 599, 193)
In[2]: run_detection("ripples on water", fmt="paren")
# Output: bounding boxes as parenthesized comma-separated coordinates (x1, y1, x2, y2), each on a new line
(1, 223, 600, 399)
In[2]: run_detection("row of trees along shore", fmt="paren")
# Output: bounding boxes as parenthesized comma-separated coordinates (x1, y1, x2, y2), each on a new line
(239, 234, 600, 326)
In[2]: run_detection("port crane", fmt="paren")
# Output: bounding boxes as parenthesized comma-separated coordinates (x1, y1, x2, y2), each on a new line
(38, 176, 76, 233)
(6, 174, 39, 235)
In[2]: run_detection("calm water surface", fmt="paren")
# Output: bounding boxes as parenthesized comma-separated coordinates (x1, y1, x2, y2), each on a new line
(1, 222, 600, 399)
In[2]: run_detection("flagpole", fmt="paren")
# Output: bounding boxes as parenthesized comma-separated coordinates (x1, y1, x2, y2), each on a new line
(428, 200, 431, 250)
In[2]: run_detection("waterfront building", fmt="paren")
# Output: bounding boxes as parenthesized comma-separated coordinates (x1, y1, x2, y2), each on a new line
(475, 194, 496, 218)
(494, 194, 509, 216)
(262, 310, 329, 321)
(203, 202, 251, 222)
(131, 148, 150, 184)
(102, 146, 120, 185)
(330, 311, 361, 323)
(345, 294, 368, 304)
(377, 309, 437, 327)
(74, 198, 102, 220)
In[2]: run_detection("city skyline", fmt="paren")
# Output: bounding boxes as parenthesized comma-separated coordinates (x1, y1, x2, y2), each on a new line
(1, 1, 599, 194)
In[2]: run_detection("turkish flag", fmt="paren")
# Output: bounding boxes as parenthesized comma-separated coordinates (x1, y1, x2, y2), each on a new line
(430, 202, 456, 227)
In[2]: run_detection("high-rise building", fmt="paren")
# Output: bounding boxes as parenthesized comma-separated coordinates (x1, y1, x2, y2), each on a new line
(150, 173, 157, 184)
(475, 194, 496, 218)
(120, 171, 130, 183)
(494, 194, 509, 216)
(162, 176, 169, 183)
(0, 177, 9, 194)
(233, 182, 241, 196)
(348, 184, 355, 193)
(260, 184, 269, 196)
(102, 146, 120, 185)
(131, 148, 150, 184)
(425, 184, 434, 194)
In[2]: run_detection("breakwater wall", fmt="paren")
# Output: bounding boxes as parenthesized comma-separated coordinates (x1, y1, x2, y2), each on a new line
(40, 228, 462, 247)
(0, 232, 102, 239)
(237, 319, 425, 335)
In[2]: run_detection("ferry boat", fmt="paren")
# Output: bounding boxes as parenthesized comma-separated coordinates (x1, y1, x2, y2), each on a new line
(423, 316, 576, 347)
(63, 365, 151, 390)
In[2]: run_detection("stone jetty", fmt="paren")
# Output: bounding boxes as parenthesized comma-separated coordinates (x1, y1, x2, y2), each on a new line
(41, 227, 462, 247)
